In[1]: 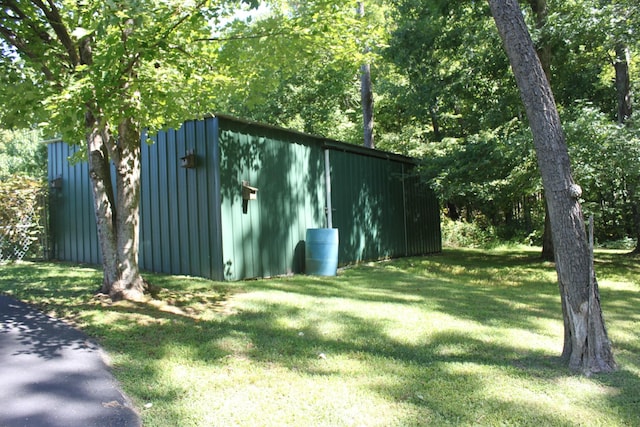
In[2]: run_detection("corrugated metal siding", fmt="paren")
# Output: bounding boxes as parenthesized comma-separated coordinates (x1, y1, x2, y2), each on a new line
(329, 150, 441, 263)
(403, 172, 442, 255)
(48, 114, 440, 281)
(329, 150, 409, 264)
(48, 142, 101, 264)
(140, 117, 224, 280)
(218, 118, 326, 280)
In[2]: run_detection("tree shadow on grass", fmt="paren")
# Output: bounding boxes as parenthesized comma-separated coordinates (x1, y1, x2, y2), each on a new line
(66, 247, 640, 425)
(2, 251, 639, 426)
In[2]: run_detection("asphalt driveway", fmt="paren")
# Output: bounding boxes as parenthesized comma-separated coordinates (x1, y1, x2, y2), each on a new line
(0, 295, 140, 427)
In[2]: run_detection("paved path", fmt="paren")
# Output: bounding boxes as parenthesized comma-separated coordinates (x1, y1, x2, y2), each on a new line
(0, 295, 140, 427)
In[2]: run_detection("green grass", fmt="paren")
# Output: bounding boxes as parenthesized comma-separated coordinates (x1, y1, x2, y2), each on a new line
(1, 247, 639, 426)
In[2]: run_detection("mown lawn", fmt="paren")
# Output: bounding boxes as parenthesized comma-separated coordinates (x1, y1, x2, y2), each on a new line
(1, 247, 639, 426)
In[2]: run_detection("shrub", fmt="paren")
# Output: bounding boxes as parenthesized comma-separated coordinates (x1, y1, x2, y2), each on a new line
(0, 175, 48, 262)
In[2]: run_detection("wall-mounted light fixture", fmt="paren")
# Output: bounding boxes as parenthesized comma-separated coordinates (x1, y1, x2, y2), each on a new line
(50, 176, 62, 190)
(242, 180, 258, 214)
(180, 149, 196, 168)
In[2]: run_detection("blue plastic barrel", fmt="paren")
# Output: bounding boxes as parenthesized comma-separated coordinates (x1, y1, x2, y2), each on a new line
(305, 228, 339, 276)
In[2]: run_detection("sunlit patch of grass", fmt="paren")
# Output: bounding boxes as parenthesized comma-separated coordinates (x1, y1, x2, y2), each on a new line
(1, 247, 639, 426)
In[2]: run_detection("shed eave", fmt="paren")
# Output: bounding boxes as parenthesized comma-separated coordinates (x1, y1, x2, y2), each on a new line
(209, 113, 419, 165)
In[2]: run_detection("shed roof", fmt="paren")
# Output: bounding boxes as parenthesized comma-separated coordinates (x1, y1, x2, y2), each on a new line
(211, 113, 419, 165)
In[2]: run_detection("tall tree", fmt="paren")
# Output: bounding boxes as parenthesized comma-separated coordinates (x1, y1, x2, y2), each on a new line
(488, 0, 616, 373)
(358, 1, 374, 149)
(214, 0, 382, 144)
(0, 0, 245, 300)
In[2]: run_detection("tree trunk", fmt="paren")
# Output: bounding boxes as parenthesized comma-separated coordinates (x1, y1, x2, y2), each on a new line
(612, 44, 639, 253)
(108, 117, 146, 301)
(488, 0, 616, 374)
(86, 113, 145, 301)
(358, 2, 375, 149)
(86, 113, 119, 290)
(527, 0, 551, 82)
(614, 44, 632, 125)
(361, 62, 375, 149)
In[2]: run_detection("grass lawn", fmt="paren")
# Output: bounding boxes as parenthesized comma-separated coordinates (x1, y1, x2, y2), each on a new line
(1, 246, 639, 426)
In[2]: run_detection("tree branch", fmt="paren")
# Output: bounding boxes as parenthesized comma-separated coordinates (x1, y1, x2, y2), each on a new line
(194, 29, 294, 43)
(31, 0, 80, 66)
(0, 25, 57, 81)
(3, 0, 52, 44)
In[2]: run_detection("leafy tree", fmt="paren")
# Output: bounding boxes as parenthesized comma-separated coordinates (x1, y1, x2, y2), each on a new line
(419, 120, 542, 237)
(0, 0, 253, 300)
(213, 0, 389, 145)
(564, 104, 640, 248)
(489, 0, 616, 374)
(385, 0, 522, 142)
(0, 128, 46, 179)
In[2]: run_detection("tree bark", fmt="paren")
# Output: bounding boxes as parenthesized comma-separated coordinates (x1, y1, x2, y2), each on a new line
(488, 0, 616, 374)
(86, 115, 118, 290)
(106, 117, 146, 301)
(86, 114, 146, 301)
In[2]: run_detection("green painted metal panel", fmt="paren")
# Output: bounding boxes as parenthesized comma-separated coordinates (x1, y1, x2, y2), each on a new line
(48, 114, 440, 281)
(329, 150, 407, 263)
(218, 117, 326, 281)
(139, 117, 225, 280)
(329, 150, 440, 264)
(47, 142, 101, 265)
(404, 172, 442, 254)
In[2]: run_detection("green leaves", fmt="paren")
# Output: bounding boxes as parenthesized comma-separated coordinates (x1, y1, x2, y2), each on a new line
(0, 0, 253, 144)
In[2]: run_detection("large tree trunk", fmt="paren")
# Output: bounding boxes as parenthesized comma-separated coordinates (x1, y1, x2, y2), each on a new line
(488, 0, 616, 374)
(109, 117, 145, 301)
(86, 113, 118, 289)
(86, 113, 145, 301)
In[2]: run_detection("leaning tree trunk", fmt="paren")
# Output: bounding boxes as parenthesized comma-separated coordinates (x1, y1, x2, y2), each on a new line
(488, 0, 616, 374)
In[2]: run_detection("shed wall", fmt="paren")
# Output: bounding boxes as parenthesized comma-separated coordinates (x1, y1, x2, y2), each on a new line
(329, 150, 441, 263)
(139, 117, 224, 280)
(217, 118, 326, 281)
(47, 115, 441, 281)
(48, 142, 101, 265)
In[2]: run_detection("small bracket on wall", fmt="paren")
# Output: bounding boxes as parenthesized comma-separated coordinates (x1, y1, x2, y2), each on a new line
(50, 176, 62, 190)
(242, 180, 258, 214)
(180, 149, 196, 168)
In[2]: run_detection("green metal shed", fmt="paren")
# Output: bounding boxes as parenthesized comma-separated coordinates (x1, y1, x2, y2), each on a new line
(48, 114, 441, 281)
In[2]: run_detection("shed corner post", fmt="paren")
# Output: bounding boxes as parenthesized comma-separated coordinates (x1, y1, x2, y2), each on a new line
(211, 115, 225, 281)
